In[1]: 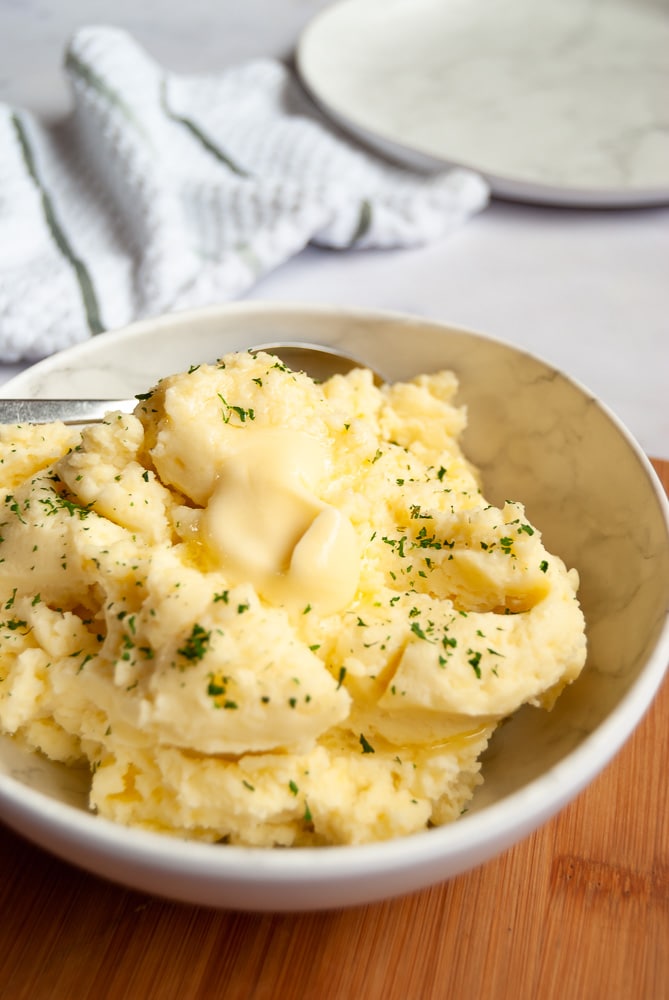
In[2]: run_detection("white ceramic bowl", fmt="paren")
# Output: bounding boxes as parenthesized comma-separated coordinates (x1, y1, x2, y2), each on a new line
(1, 302, 668, 911)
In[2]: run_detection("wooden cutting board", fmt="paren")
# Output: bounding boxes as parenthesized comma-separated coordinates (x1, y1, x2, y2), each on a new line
(1, 460, 667, 1000)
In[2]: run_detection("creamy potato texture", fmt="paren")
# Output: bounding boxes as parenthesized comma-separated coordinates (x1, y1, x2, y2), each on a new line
(0, 352, 587, 845)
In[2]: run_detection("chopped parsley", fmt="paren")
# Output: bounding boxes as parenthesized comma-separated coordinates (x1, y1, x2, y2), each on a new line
(468, 650, 482, 678)
(178, 623, 211, 661)
(218, 394, 256, 424)
(207, 678, 226, 697)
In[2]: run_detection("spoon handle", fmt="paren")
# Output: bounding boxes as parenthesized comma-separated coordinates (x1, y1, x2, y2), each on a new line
(0, 399, 136, 425)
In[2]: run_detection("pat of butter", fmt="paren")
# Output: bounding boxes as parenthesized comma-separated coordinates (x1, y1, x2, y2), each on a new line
(202, 429, 359, 613)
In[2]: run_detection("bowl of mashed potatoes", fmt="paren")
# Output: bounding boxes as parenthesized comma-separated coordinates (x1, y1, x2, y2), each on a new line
(0, 302, 667, 910)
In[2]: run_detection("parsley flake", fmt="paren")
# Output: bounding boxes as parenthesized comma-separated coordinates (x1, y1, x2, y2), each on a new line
(178, 623, 211, 661)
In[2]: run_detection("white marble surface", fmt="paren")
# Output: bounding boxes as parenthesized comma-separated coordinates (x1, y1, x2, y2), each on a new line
(0, 0, 667, 458)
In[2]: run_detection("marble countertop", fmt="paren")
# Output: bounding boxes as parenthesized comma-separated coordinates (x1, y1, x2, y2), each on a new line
(1, 0, 667, 458)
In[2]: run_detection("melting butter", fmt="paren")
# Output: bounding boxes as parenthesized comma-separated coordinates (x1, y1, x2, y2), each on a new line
(202, 429, 359, 613)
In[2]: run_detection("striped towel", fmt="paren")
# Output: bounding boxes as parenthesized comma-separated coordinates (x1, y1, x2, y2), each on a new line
(0, 25, 489, 362)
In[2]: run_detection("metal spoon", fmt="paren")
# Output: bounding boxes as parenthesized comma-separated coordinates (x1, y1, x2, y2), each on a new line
(0, 342, 384, 426)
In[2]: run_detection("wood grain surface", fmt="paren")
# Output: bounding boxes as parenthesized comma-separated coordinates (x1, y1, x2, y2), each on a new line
(1, 460, 667, 1000)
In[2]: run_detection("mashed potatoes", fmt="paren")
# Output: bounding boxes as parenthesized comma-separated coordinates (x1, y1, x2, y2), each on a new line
(0, 352, 587, 845)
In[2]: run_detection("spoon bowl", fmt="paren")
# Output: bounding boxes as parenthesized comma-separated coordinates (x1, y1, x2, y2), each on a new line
(253, 341, 384, 384)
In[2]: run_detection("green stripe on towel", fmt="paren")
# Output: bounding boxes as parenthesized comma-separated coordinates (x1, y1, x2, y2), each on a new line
(350, 199, 372, 245)
(159, 79, 249, 176)
(65, 50, 151, 143)
(12, 113, 104, 336)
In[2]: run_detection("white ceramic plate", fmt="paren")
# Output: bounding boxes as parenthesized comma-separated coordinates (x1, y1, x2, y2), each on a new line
(297, 0, 669, 207)
(1, 302, 668, 910)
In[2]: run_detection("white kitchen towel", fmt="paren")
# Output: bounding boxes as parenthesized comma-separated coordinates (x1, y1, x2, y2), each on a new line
(0, 25, 489, 362)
